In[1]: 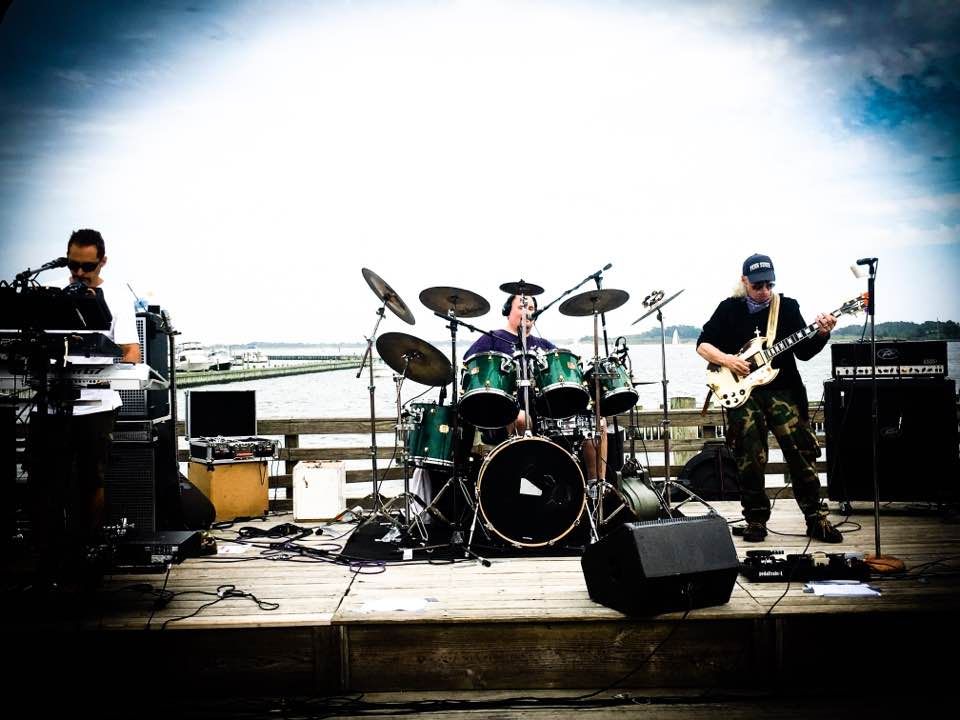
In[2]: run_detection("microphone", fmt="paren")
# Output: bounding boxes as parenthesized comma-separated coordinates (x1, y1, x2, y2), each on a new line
(14, 256, 69, 281)
(856, 257, 877, 265)
(41, 256, 69, 271)
(585, 263, 613, 281)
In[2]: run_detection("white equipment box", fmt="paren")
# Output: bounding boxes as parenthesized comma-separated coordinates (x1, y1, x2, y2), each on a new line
(293, 461, 346, 521)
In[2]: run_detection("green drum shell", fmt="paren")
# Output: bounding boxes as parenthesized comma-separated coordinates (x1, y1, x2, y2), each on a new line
(585, 357, 639, 417)
(405, 403, 461, 470)
(535, 349, 589, 419)
(460, 351, 518, 428)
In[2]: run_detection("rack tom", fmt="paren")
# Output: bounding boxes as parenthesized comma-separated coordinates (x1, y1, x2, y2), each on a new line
(460, 351, 518, 428)
(534, 348, 589, 419)
(584, 356, 639, 416)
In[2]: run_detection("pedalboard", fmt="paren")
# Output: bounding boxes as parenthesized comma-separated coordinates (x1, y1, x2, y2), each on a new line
(739, 549, 871, 582)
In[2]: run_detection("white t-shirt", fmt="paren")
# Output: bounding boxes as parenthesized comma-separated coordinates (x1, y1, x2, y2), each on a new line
(61, 276, 140, 416)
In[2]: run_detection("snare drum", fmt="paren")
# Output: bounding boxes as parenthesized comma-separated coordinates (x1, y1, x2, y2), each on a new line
(404, 402, 470, 471)
(534, 348, 589, 419)
(476, 435, 586, 547)
(584, 356, 639, 416)
(460, 351, 518, 428)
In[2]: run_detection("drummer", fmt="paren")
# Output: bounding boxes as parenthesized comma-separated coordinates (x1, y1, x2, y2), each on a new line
(466, 294, 608, 487)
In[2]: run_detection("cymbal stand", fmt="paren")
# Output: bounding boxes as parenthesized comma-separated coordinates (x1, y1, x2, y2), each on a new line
(583, 305, 637, 536)
(641, 296, 715, 516)
(380, 358, 430, 541)
(355, 301, 401, 529)
(417, 314, 498, 555)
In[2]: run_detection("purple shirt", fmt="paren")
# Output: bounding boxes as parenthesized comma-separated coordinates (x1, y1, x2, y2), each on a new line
(465, 329, 556, 358)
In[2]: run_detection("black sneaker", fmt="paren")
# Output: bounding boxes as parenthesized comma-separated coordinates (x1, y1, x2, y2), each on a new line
(743, 521, 768, 542)
(806, 515, 843, 543)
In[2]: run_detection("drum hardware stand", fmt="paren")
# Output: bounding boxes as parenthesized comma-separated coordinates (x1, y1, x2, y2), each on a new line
(629, 289, 715, 516)
(356, 305, 407, 533)
(356, 308, 407, 532)
(380, 359, 428, 542)
(415, 311, 495, 555)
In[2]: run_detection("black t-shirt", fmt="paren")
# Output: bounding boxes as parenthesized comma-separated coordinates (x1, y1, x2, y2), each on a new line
(697, 295, 828, 410)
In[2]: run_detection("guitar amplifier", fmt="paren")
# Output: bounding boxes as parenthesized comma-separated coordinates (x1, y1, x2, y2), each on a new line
(831, 340, 947, 378)
(188, 436, 278, 465)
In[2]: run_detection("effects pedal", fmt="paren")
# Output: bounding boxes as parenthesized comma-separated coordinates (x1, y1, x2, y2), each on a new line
(740, 549, 871, 582)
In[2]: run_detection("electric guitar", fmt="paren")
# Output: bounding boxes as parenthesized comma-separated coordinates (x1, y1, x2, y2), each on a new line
(705, 293, 869, 409)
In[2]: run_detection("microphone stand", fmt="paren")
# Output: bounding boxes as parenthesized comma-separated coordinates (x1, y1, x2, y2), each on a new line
(532, 263, 612, 323)
(861, 259, 900, 571)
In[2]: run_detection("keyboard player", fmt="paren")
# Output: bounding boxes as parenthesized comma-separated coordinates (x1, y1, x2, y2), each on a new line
(28, 229, 140, 588)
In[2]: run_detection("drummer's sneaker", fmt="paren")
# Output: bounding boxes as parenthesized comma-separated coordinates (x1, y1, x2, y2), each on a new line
(743, 521, 767, 542)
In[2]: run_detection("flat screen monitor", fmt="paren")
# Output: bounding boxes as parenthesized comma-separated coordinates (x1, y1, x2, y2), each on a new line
(186, 390, 257, 438)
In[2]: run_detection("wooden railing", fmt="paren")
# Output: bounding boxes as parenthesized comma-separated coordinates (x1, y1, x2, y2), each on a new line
(178, 401, 926, 508)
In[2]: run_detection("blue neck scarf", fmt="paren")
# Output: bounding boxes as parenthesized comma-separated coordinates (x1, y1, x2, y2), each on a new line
(745, 296, 770, 314)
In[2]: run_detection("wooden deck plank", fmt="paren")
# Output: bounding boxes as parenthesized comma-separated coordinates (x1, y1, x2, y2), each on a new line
(5, 500, 959, 694)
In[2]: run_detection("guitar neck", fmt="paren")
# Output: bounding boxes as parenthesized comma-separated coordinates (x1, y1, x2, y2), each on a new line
(761, 302, 848, 362)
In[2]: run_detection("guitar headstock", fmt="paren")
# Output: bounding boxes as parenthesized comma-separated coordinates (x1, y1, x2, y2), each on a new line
(839, 292, 869, 316)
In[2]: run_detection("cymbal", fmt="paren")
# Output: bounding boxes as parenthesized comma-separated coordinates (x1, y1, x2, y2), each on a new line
(375, 332, 452, 386)
(499, 279, 544, 296)
(419, 286, 490, 318)
(362, 268, 415, 325)
(558, 289, 629, 316)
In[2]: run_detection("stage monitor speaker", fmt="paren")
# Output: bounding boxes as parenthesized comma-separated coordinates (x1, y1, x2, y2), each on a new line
(118, 309, 170, 420)
(824, 378, 959, 503)
(581, 515, 738, 615)
(104, 431, 157, 533)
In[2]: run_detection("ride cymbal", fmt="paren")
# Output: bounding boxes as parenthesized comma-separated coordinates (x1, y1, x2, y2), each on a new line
(375, 332, 452, 386)
(558, 289, 629, 316)
(419, 286, 490, 318)
(361, 268, 416, 325)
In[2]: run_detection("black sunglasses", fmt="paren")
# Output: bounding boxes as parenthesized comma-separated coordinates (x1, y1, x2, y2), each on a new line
(67, 259, 101, 272)
(750, 281, 775, 290)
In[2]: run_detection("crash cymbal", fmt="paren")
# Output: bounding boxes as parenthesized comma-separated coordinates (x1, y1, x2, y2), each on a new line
(375, 332, 452, 386)
(499, 279, 544, 296)
(558, 289, 629, 316)
(419, 286, 490, 318)
(362, 268, 415, 325)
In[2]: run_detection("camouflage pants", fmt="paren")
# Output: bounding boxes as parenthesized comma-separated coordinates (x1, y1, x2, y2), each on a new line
(726, 389, 822, 523)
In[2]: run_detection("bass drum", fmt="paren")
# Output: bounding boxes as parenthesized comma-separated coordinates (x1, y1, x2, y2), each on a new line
(476, 436, 586, 547)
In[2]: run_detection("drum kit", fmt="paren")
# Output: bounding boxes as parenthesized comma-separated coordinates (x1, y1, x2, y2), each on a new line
(356, 265, 703, 555)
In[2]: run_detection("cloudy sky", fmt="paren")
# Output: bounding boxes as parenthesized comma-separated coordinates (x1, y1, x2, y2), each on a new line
(1, 0, 958, 345)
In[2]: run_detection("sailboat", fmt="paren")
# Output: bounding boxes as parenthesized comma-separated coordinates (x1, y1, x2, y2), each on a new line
(671, 328, 680, 345)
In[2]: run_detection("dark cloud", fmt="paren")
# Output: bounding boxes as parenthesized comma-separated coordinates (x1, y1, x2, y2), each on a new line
(760, 0, 960, 186)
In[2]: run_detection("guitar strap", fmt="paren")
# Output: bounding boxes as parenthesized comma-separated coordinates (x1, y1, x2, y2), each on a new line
(765, 293, 780, 348)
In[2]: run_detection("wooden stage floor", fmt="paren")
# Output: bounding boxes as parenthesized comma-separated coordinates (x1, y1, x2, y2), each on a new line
(4, 500, 960, 704)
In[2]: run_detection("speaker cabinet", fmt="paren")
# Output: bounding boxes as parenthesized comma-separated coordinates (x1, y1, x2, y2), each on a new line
(104, 431, 157, 533)
(581, 515, 739, 614)
(118, 310, 170, 420)
(824, 378, 959, 503)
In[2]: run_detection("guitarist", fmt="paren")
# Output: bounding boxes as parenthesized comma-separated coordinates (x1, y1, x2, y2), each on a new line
(696, 253, 842, 543)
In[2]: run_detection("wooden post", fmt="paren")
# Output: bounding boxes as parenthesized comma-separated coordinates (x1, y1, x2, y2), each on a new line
(285, 433, 299, 479)
(670, 396, 696, 469)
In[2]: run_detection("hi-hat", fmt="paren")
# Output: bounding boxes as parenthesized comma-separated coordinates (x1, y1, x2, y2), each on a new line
(362, 268, 415, 325)
(376, 332, 452, 386)
(559, 289, 629, 316)
(419, 286, 490, 318)
(499, 279, 544, 296)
